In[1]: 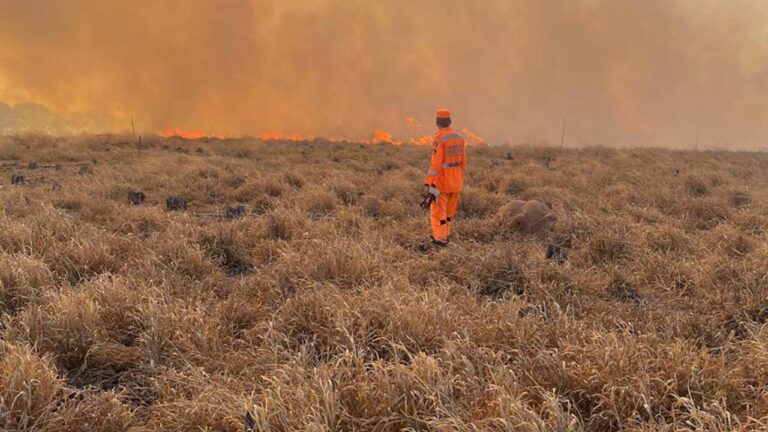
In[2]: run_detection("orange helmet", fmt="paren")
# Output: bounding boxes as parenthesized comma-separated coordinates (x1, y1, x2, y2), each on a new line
(436, 109, 451, 119)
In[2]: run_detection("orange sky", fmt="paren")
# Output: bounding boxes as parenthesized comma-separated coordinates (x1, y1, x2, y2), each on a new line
(0, 0, 767, 148)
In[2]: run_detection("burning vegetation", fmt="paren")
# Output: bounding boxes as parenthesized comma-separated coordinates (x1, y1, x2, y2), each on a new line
(158, 128, 220, 140)
(3, 2, 768, 147)
(162, 126, 488, 148)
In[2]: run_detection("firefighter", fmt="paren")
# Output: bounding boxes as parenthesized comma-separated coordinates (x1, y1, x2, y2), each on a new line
(423, 109, 466, 246)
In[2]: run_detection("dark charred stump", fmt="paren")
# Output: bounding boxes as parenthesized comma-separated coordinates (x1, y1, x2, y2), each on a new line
(128, 191, 146, 205)
(545, 244, 568, 264)
(166, 196, 188, 211)
(225, 205, 247, 220)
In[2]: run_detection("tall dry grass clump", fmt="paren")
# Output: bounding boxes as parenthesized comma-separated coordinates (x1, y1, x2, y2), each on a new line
(0, 342, 63, 431)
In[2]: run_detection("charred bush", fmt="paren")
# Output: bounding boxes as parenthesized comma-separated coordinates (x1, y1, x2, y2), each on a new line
(545, 244, 568, 264)
(165, 196, 188, 211)
(127, 191, 146, 205)
(10, 173, 24, 185)
(729, 190, 752, 209)
(225, 205, 247, 220)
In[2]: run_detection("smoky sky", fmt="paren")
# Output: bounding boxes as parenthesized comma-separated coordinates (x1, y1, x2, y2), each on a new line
(0, 0, 766, 148)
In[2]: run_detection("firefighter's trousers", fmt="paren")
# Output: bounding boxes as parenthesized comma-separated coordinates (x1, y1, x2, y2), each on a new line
(430, 192, 459, 241)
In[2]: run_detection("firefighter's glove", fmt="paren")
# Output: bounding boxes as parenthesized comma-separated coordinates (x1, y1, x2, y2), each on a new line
(419, 186, 440, 210)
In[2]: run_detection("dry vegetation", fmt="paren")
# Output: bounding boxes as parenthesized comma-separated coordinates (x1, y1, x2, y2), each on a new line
(1, 134, 767, 431)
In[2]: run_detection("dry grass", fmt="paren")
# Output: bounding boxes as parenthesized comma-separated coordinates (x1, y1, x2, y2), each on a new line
(1, 135, 768, 430)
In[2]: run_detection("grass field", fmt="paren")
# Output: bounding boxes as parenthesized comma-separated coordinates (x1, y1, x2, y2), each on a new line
(1, 135, 767, 431)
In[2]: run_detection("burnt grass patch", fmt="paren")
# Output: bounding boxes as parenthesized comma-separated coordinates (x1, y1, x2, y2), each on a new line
(128, 191, 146, 205)
(166, 195, 188, 211)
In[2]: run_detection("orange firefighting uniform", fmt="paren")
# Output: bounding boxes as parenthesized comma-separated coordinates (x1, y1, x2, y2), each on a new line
(424, 122, 467, 242)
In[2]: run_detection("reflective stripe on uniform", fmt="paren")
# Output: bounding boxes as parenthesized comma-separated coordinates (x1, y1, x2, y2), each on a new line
(427, 169, 439, 175)
(445, 145, 465, 156)
(440, 133, 463, 142)
(441, 162, 462, 168)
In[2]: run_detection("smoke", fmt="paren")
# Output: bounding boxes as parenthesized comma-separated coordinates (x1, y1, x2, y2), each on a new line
(0, 0, 766, 148)
(0, 102, 120, 135)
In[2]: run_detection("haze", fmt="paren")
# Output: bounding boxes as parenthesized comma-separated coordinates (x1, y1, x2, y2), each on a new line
(1, 0, 766, 148)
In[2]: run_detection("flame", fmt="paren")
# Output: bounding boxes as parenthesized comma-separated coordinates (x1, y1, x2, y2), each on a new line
(157, 127, 426, 146)
(410, 135, 433, 146)
(159, 128, 219, 139)
(259, 129, 401, 145)
(259, 131, 315, 142)
(408, 128, 489, 146)
(367, 129, 401, 145)
(461, 127, 489, 146)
